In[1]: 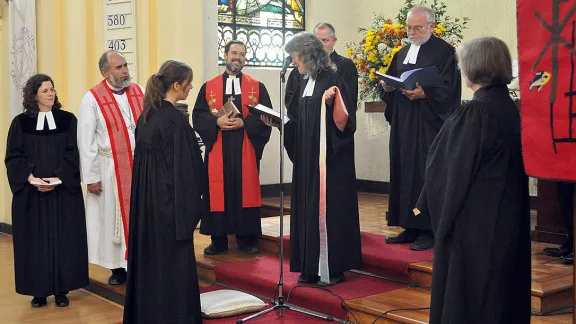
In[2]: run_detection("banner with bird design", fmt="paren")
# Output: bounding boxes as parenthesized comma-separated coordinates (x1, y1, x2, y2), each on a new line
(518, 0, 576, 180)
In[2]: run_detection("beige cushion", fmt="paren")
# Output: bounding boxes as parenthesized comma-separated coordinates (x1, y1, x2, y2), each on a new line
(200, 289, 266, 318)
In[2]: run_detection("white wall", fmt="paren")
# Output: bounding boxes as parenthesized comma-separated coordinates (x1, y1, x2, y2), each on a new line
(201, 0, 520, 184)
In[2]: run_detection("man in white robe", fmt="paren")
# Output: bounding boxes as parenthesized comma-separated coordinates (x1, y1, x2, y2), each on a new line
(78, 51, 144, 285)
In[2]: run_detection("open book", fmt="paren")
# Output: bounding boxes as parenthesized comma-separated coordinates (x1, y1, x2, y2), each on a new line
(376, 66, 443, 91)
(30, 179, 62, 186)
(247, 104, 290, 125)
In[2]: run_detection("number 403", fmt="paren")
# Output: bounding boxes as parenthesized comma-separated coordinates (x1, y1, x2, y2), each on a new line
(108, 39, 126, 51)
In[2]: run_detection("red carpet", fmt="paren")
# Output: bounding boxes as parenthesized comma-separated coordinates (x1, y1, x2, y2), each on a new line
(278, 232, 433, 282)
(360, 232, 434, 281)
(214, 256, 404, 319)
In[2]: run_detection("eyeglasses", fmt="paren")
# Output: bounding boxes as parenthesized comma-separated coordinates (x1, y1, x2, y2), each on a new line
(404, 24, 431, 32)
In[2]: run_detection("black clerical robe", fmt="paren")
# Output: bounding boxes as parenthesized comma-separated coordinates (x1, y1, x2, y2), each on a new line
(380, 35, 461, 230)
(416, 85, 531, 323)
(123, 101, 206, 324)
(192, 72, 272, 238)
(286, 51, 358, 109)
(5, 110, 88, 297)
(285, 69, 362, 277)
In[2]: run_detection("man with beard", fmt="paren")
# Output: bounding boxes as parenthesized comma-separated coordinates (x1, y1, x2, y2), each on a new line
(285, 23, 358, 109)
(78, 50, 144, 285)
(193, 40, 272, 255)
(379, 6, 461, 251)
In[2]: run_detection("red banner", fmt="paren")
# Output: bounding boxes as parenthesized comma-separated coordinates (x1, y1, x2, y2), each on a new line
(519, 0, 576, 180)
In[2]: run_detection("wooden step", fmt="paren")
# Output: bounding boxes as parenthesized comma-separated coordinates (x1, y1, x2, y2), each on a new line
(260, 196, 291, 218)
(346, 288, 430, 324)
(346, 287, 573, 324)
(407, 259, 574, 314)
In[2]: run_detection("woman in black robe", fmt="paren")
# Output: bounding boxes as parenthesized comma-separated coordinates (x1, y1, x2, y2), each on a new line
(264, 32, 362, 286)
(416, 37, 531, 323)
(5, 74, 88, 308)
(123, 60, 206, 324)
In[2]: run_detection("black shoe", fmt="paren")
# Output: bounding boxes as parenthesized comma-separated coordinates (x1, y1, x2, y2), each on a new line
(544, 242, 573, 257)
(410, 234, 434, 251)
(561, 252, 574, 265)
(204, 244, 228, 255)
(31, 297, 47, 308)
(317, 273, 346, 287)
(239, 245, 260, 254)
(297, 274, 319, 284)
(108, 269, 126, 285)
(55, 294, 69, 307)
(385, 230, 417, 244)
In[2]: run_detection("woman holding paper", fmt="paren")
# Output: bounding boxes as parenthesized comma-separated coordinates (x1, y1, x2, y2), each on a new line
(262, 32, 362, 286)
(5, 74, 88, 308)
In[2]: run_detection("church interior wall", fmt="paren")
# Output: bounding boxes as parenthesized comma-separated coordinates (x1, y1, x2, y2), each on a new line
(1, 0, 10, 225)
(0, 0, 532, 225)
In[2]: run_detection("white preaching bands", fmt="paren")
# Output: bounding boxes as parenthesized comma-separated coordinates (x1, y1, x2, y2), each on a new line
(36, 111, 57, 131)
(403, 44, 420, 65)
(302, 78, 316, 97)
(226, 76, 242, 95)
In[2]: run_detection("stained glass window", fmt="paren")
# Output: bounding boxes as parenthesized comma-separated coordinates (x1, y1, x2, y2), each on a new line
(217, 0, 305, 67)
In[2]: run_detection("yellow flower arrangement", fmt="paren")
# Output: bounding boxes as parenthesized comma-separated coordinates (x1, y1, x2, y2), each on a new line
(344, 0, 468, 102)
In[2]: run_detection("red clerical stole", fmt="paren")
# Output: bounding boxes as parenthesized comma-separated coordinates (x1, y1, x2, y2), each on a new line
(90, 80, 143, 259)
(205, 73, 262, 212)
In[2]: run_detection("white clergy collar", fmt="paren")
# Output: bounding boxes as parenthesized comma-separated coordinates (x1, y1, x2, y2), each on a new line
(36, 111, 57, 131)
(106, 81, 123, 91)
(302, 77, 316, 97)
(403, 44, 421, 65)
(226, 75, 241, 95)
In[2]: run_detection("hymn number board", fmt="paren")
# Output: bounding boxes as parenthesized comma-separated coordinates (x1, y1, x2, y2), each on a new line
(103, 0, 138, 81)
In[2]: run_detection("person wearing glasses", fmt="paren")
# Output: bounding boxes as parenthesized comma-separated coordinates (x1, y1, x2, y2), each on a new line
(379, 5, 461, 251)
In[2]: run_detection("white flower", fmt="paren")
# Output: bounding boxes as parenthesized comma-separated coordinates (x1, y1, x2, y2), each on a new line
(377, 43, 390, 53)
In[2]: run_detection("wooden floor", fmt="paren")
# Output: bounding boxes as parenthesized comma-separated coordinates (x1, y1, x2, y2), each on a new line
(0, 234, 124, 324)
(1, 192, 572, 323)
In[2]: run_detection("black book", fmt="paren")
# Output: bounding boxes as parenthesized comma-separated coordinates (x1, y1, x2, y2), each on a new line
(376, 66, 443, 90)
(247, 104, 290, 125)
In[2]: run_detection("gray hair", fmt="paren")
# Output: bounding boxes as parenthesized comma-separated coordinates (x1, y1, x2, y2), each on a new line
(285, 32, 335, 79)
(408, 5, 435, 23)
(457, 37, 513, 86)
(98, 50, 123, 70)
(314, 22, 336, 38)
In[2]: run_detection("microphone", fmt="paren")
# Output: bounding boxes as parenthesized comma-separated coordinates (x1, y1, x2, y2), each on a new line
(280, 56, 293, 77)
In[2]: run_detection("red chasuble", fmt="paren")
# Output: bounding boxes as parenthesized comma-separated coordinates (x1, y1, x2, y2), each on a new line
(205, 73, 262, 212)
(90, 80, 143, 258)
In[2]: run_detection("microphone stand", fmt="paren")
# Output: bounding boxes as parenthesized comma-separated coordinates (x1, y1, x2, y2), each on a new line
(237, 67, 336, 323)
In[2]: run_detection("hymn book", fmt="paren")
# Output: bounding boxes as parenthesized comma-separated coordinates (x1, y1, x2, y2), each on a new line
(30, 179, 62, 186)
(211, 99, 241, 118)
(376, 66, 443, 91)
(247, 104, 290, 125)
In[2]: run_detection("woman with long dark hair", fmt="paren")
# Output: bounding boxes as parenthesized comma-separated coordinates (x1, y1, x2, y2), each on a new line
(5, 74, 88, 308)
(123, 60, 206, 324)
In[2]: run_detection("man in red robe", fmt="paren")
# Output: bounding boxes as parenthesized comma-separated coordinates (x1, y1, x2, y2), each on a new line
(78, 50, 144, 285)
(193, 40, 272, 255)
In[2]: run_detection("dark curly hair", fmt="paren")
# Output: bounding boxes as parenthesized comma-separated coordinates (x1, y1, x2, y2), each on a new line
(22, 74, 62, 116)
